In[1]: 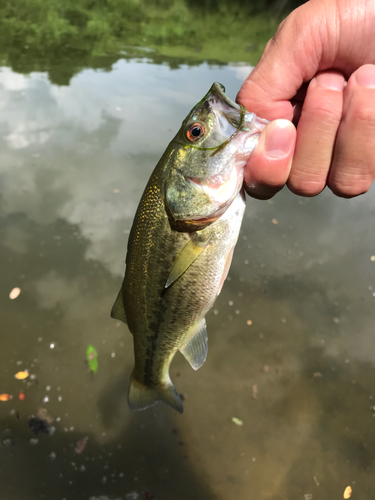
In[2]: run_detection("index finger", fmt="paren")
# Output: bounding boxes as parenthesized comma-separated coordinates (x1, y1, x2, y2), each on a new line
(236, 4, 332, 120)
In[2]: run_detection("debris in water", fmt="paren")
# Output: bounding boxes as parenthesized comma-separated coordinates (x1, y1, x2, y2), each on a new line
(0, 394, 12, 401)
(9, 287, 21, 300)
(252, 385, 258, 399)
(75, 436, 89, 454)
(113, 189, 120, 193)
(15, 371, 29, 380)
(313, 372, 323, 378)
(232, 417, 243, 426)
(370, 255, 375, 262)
(272, 218, 278, 224)
(86, 344, 98, 373)
(36, 408, 53, 423)
(19, 391, 26, 401)
(246, 320, 252, 325)
(125, 492, 139, 500)
(343, 486, 352, 498)
(29, 408, 54, 435)
(263, 365, 269, 373)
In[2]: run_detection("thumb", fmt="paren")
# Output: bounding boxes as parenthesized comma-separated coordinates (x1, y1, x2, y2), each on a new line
(236, 1, 335, 120)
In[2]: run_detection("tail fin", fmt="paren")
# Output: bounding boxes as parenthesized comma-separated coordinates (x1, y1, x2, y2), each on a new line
(128, 373, 184, 414)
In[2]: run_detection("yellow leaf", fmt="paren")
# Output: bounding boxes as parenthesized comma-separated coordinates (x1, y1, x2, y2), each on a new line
(0, 394, 12, 401)
(9, 287, 21, 300)
(232, 417, 243, 426)
(343, 486, 352, 499)
(15, 371, 29, 380)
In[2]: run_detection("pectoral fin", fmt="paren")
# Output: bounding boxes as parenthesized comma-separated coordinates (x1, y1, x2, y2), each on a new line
(179, 319, 208, 370)
(110, 287, 127, 324)
(165, 234, 210, 288)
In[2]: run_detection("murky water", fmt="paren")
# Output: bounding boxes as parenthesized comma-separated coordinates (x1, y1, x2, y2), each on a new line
(1, 56, 375, 500)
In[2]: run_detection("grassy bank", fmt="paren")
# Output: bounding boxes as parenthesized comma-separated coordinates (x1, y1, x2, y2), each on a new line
(0, 0, 297, 84)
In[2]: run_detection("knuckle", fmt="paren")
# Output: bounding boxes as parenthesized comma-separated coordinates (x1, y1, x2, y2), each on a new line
(329, 179, 371, 198)
(287, 177, 325, 197)
(350, 104, 375, 125)
(303, 97, 342, 125)
(328, 158, 374, 197)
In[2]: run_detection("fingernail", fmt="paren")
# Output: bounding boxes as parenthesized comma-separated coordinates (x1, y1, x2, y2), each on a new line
(315, 71, 345, 91)
(355, 64, 375, 88)
(264, 121, 293, 159)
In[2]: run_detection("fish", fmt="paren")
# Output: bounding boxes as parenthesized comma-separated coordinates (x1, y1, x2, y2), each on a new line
(111, 82, 267, 413)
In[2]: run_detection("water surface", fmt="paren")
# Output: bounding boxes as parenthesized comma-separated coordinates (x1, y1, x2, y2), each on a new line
(1, 58, 375, 500)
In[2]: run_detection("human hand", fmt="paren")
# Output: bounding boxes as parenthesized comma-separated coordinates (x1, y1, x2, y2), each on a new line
(237, 0, 375, 199)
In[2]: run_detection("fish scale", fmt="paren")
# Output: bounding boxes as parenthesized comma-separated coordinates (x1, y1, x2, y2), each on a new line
(111, 82, 267, 413)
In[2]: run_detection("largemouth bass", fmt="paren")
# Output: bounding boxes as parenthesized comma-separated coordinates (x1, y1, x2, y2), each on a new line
(111, 83, 267, 413)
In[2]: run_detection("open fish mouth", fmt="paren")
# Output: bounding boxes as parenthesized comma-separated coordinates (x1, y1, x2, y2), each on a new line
(203, 82, 241, 112)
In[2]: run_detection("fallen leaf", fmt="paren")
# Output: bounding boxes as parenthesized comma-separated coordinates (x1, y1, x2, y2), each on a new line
(18, 391, 25, 401)
(86, 344, 98, 373)
(15, 371, 29, 380)
(272, 218, 278, 224)
(232, 417, 243, 426)
(343, 485, 352, 499)
(75, 436, 89, 454)
(0, 394, 12, 401)
(9, 287, 21, 300)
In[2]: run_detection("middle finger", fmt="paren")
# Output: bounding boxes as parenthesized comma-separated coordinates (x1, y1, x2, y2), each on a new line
(287, 70, 345, 196)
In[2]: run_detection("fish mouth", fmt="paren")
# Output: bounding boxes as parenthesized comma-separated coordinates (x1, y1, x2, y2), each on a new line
(207, 83, 246, 156)
(209, 82, 241, 111)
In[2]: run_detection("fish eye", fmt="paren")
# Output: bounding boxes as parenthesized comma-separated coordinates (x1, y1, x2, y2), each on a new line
(186, 122, 205, 142)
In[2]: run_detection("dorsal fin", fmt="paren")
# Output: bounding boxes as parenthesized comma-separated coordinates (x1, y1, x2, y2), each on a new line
(165, 234, 210, 288)
(179, 319, 208, 370)
(110, 287, 127, 324)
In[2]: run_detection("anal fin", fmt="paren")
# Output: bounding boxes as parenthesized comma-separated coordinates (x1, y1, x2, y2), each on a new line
(110, 287, 127, 324)
(179, 319, 208, 370)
